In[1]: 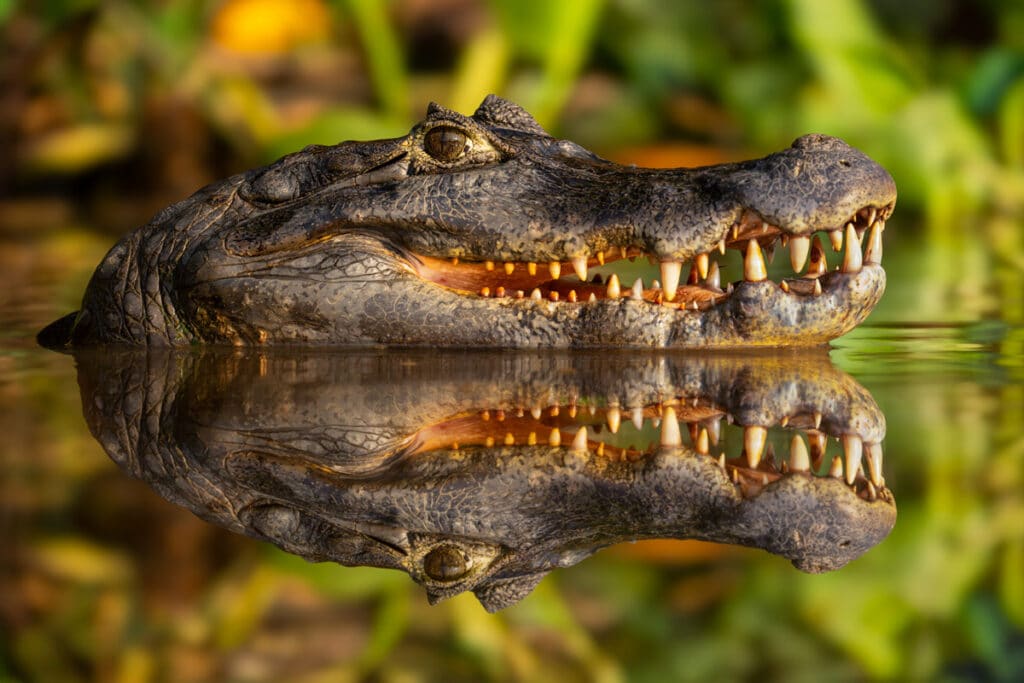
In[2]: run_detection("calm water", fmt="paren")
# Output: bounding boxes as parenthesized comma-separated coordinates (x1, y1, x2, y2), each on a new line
(2, 227, 1022, 683)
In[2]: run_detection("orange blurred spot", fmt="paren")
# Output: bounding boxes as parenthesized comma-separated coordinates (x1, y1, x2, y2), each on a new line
(211, 0, 330, 55)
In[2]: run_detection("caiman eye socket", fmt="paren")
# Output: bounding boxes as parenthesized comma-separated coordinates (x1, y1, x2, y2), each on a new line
(423, 545, 469, 581)
(424, 126, 470, 162)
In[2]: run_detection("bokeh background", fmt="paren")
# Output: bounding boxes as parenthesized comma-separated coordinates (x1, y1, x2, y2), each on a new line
(1, 1, 1023, 681)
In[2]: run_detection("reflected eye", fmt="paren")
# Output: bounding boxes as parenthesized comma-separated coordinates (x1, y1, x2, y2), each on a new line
(423, 545, 469, 581)
(424, 127, 470, 162)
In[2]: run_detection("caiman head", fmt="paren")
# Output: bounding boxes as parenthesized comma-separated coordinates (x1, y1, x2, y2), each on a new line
(76, 348, 896, 611)
(40, 95, 896, 348)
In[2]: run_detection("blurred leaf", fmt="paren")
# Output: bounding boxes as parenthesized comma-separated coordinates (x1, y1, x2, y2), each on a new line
(31, 537, 132, 584)
(1001, 540, 1024, 628)
(450, 27, 510, 115)
(341, 0, 408, 117)
(998, 76, 1024, 168)
(262, 108, 409, 161)
(24, 124, 134, 175)
(354, 587, 409, 674)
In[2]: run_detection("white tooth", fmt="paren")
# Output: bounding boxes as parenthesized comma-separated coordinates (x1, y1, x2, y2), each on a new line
(597, 251, 605, 265)
(695, 428, 709, 455)
(631, 406, 644, 430)
(571, 256, 588, 281)
(842, 434, 863, 485)
(718, 453, 726, 469)
(549, 428, 562, 447)
(789, 235, 810, 273)
(812, 279, 822, 295)
(695, 253, 709, 279)
(865, 442, 884, 487)
(606, 273, 621, 299)
(829, 455, 844, 479)
(572, 426, 589, 452)
(504, 261, 515, 275)
(706, 418, 721, 445)
(530, 288, 542, 300)
(530, 406, 542, 419)
(864, 223, 883, 265)
(527, 262, 537, 275)
(606, 407, 621, 433)
(661, 261, 682, 302)
(806, 235, 827, 276)
(588, 292, 597, 302)
(718, 239, 727, 255)
(744, 426, 767, 467)
(631, 278, 644, 300)
(706, 261, 721, 290)
(651, 280, 661, 290)
(660, 406, 681, 446)
(549, 261, 561, 279)
(842, 223, 863, 272)
(743, 240, 767, 282)
(789, 434, 810, 472)
(830, 229, 844, 251)
(867, 207, 877, 226)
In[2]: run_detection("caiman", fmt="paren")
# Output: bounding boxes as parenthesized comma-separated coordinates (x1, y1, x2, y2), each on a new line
(76, 348, 895, 611)
(40, 95, 896, 348)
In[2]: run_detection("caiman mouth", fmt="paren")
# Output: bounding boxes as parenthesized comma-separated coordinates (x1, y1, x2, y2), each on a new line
(403, 397, 889, 504)
(407, 204, 891, 308)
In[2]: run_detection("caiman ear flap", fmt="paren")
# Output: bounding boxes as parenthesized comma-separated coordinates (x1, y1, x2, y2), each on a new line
(472, 573, 546, 612)
(473, 95, 550, 136)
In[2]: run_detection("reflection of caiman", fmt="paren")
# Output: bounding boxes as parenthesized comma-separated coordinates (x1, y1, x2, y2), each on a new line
(77, 349, 895, 611)
(41, 95, 895, 348)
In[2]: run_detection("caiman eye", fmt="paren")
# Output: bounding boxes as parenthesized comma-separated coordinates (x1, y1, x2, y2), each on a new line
(424, 126, 470, 162)
(423, 545, 469, 581)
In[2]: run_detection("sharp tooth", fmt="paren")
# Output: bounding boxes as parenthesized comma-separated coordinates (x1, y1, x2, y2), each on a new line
(495, 286, 505, 297)
(631, 407, 644, 430)
(866, 480, 878, 501)
(829, 455, 844, 479)
(620, 246, 629, 259)
(596, 442, 605, 456)
(571, 256, 588, 281)
(864, 223, 883, 265)
(706, 418, 721, 445)
(651, 280, 661, 290)
(865, 442, 884, 487)
(806, 235, 827, 276)
(830, 229, 844, 251)
(548, 428, 561, 446)
(706, 262, 721, 290)
(695, 253, 709, 279)
(814, 412, 822, 429)
(842, 223, 863, 272)
(485, 260, 495, 271)
(530, 406, 542, 419)
(660, 406, 681, 446)
(515, 290, 524, 299)
(744, 426, 767, 467)
(660, 261, 682, 301)
(813, 279, 822, 295)
(504, 262, 515, 275)
(527, 262, 537, 275)
(607, 273, 621, 299)
(696, 428, 709, 455)
(567, 289, 578, 302)
(789, 235, 810, 272)
(764, 245, 775, 264)
(631, 278, 644, 300)
(450, 257, 459, 266)
(480, 286, 491, 297)
(842, 434, 863, 485)
(867, 207, 877, 226)
(485, 436, 495, 447)
(607, 407, 621, 433)
(549, 291, 560, 302)
(568, 404, 577, 418)
(780, 280, 790, 293)
(527, 432, 537, 445)
(550, 406, 559, 417)
(530, 288, 542, 300)
(549, 261, 561, 279)
(743, 240, 767, 281)
(718, 239, 727, 255)
(789, 434, 810, 472)
(504, 432, 515, 445)
(597, 251, 605, 265)
(572, 426, 588, 452)
(588, 292, 597, 302)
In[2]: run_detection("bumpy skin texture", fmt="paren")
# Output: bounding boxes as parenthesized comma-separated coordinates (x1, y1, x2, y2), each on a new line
(76, 348, 895, 611)
(41, 95, 896, 348)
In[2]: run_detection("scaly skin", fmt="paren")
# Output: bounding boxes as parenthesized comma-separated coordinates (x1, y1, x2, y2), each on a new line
(40, 95, 896, 348)
(76, 348, 895, 611)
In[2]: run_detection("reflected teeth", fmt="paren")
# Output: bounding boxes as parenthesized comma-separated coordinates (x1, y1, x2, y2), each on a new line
(631, 406, 644, 430)
(790, 235, 810, 273)
(504, 261, 515, 275)
(744, 426, 767, 467)
(842, 224, 863, 273)
(571, 256, 588, 281)
(660, 406, 681, 446)
(548, 428, 561, 447)
(631, 278, 644, 301)
(842, 434, 863, 485)
(695, 252, 709, 279)
(695, 427, 709, 455)
(606, 406, 621, 433)
(829, 229, 843, 251)
(549, 261, 561, 279)
(706, 262, 720, 290)
(865, 442, 884, 487)
(806, 235, 828, 277)
(744, 240, 767, 282)
(660, 261, 682, 302)
(829, 456, 844, 479)
(789, 434, 811, 472)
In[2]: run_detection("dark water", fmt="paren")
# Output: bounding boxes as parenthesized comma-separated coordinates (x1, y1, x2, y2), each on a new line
(2, 229, 1022, 683)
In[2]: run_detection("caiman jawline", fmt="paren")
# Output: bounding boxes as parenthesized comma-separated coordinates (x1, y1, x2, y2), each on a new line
(409, 203, 892, 310)
(405, 398, 890, 504)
